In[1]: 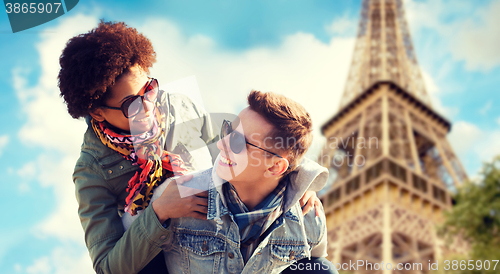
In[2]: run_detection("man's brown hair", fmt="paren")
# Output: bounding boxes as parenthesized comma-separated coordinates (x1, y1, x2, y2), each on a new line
(247, 90, 313, 176)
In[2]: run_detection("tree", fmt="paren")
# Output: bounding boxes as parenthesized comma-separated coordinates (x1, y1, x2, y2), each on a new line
(439, 156, 500, 274)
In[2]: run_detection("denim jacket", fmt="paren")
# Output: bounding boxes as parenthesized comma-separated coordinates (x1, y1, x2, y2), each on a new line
(125, 155, 329, 274)
(73, 91, 216, 274)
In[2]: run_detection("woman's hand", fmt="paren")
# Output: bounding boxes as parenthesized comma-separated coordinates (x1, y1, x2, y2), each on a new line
(152, 174, 209, 223)
(299, 190, 321, 216)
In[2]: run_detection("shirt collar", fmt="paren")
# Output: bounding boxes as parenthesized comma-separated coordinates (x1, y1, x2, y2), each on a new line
(207, 156, 229, 220)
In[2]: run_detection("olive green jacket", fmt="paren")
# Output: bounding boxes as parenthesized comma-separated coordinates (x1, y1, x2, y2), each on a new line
(73, 91, 216, 274)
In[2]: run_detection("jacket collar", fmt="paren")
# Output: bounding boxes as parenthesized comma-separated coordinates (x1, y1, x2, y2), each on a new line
(83, 116, 122, 164)
(207, 155, 229, 221)
(206, 154, 329, 221)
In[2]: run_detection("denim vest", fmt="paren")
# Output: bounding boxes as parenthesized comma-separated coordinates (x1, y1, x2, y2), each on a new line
(159, 159, 329, 274)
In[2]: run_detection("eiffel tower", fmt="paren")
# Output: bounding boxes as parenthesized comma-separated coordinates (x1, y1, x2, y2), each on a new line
(318, 0, 468, 273)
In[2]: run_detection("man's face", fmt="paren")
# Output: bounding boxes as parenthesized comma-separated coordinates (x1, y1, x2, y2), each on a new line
(216, 107, 278, 184)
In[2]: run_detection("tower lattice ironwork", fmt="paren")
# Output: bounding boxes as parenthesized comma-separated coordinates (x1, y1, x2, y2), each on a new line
(340, 0, 430, 108)
(318, 0, 468, 273)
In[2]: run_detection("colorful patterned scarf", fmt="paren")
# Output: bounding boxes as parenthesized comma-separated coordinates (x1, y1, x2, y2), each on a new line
(223, 178, 287, 262)
(92, 105, 186, 215)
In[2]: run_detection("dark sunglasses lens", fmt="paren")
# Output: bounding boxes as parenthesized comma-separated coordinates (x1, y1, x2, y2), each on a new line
(145, 79, 159, 102)
(123, 97, 143, 118)
(229, 132, 246, 154)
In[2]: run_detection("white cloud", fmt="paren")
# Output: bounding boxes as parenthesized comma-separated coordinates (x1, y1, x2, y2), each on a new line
(451, 0, 500, 71)
(0, 229, 31, 272)
(448, 121, 482, 158)
(405, 0, 500, 72)
(325, 15, 357, 36)
(143, 19, 355, 151)
(449, 120, 500, 176)
(20, 246, 93, 274)
(404, 0, 449, 33)
(0, 135, 9, 157)
(16, 161, 37, 193)
(11, 14, 99, 272)
(14, 14, 96, 154)
(49, 247, 93, 274)
(420, 69, 459, 119)
(476, 131, 500, 162)
(26, 257, 51, 274)
(11, 13, 97, 245)
(497, 117, 500, 126)
(479, 101, 492, 115)
(35, 154, 84, 241)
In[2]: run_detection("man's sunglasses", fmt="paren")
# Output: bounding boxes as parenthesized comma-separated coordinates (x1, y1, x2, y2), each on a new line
(102, 78, 159, 118)
(221, 119, 283, 158)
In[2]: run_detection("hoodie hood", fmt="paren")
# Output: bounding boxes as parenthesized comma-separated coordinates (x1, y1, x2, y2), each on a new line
(210, 154, 328, 215)
(282, 157, 329, 213)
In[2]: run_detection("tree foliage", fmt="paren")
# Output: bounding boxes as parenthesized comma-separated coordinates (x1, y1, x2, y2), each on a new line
(439, 157, 500, 274)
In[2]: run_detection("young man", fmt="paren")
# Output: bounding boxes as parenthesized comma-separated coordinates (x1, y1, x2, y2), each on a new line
(150, 90, 337, 273)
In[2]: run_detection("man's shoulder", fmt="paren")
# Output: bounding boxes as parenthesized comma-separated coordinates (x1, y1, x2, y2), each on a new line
(181, 168, 214, 190)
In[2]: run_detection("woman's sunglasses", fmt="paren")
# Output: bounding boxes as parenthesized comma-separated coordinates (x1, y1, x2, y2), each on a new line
(221, 119, 283, 158)
(102, 78, 159, 118)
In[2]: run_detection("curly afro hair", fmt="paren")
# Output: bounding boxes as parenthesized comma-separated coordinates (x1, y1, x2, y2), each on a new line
(58, 20, 157, 119)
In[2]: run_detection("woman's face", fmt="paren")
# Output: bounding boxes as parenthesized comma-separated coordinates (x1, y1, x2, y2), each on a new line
(91, 64, 155, 133)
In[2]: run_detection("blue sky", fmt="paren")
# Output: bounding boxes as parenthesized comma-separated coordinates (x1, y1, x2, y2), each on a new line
(1, 0, 500, 273)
